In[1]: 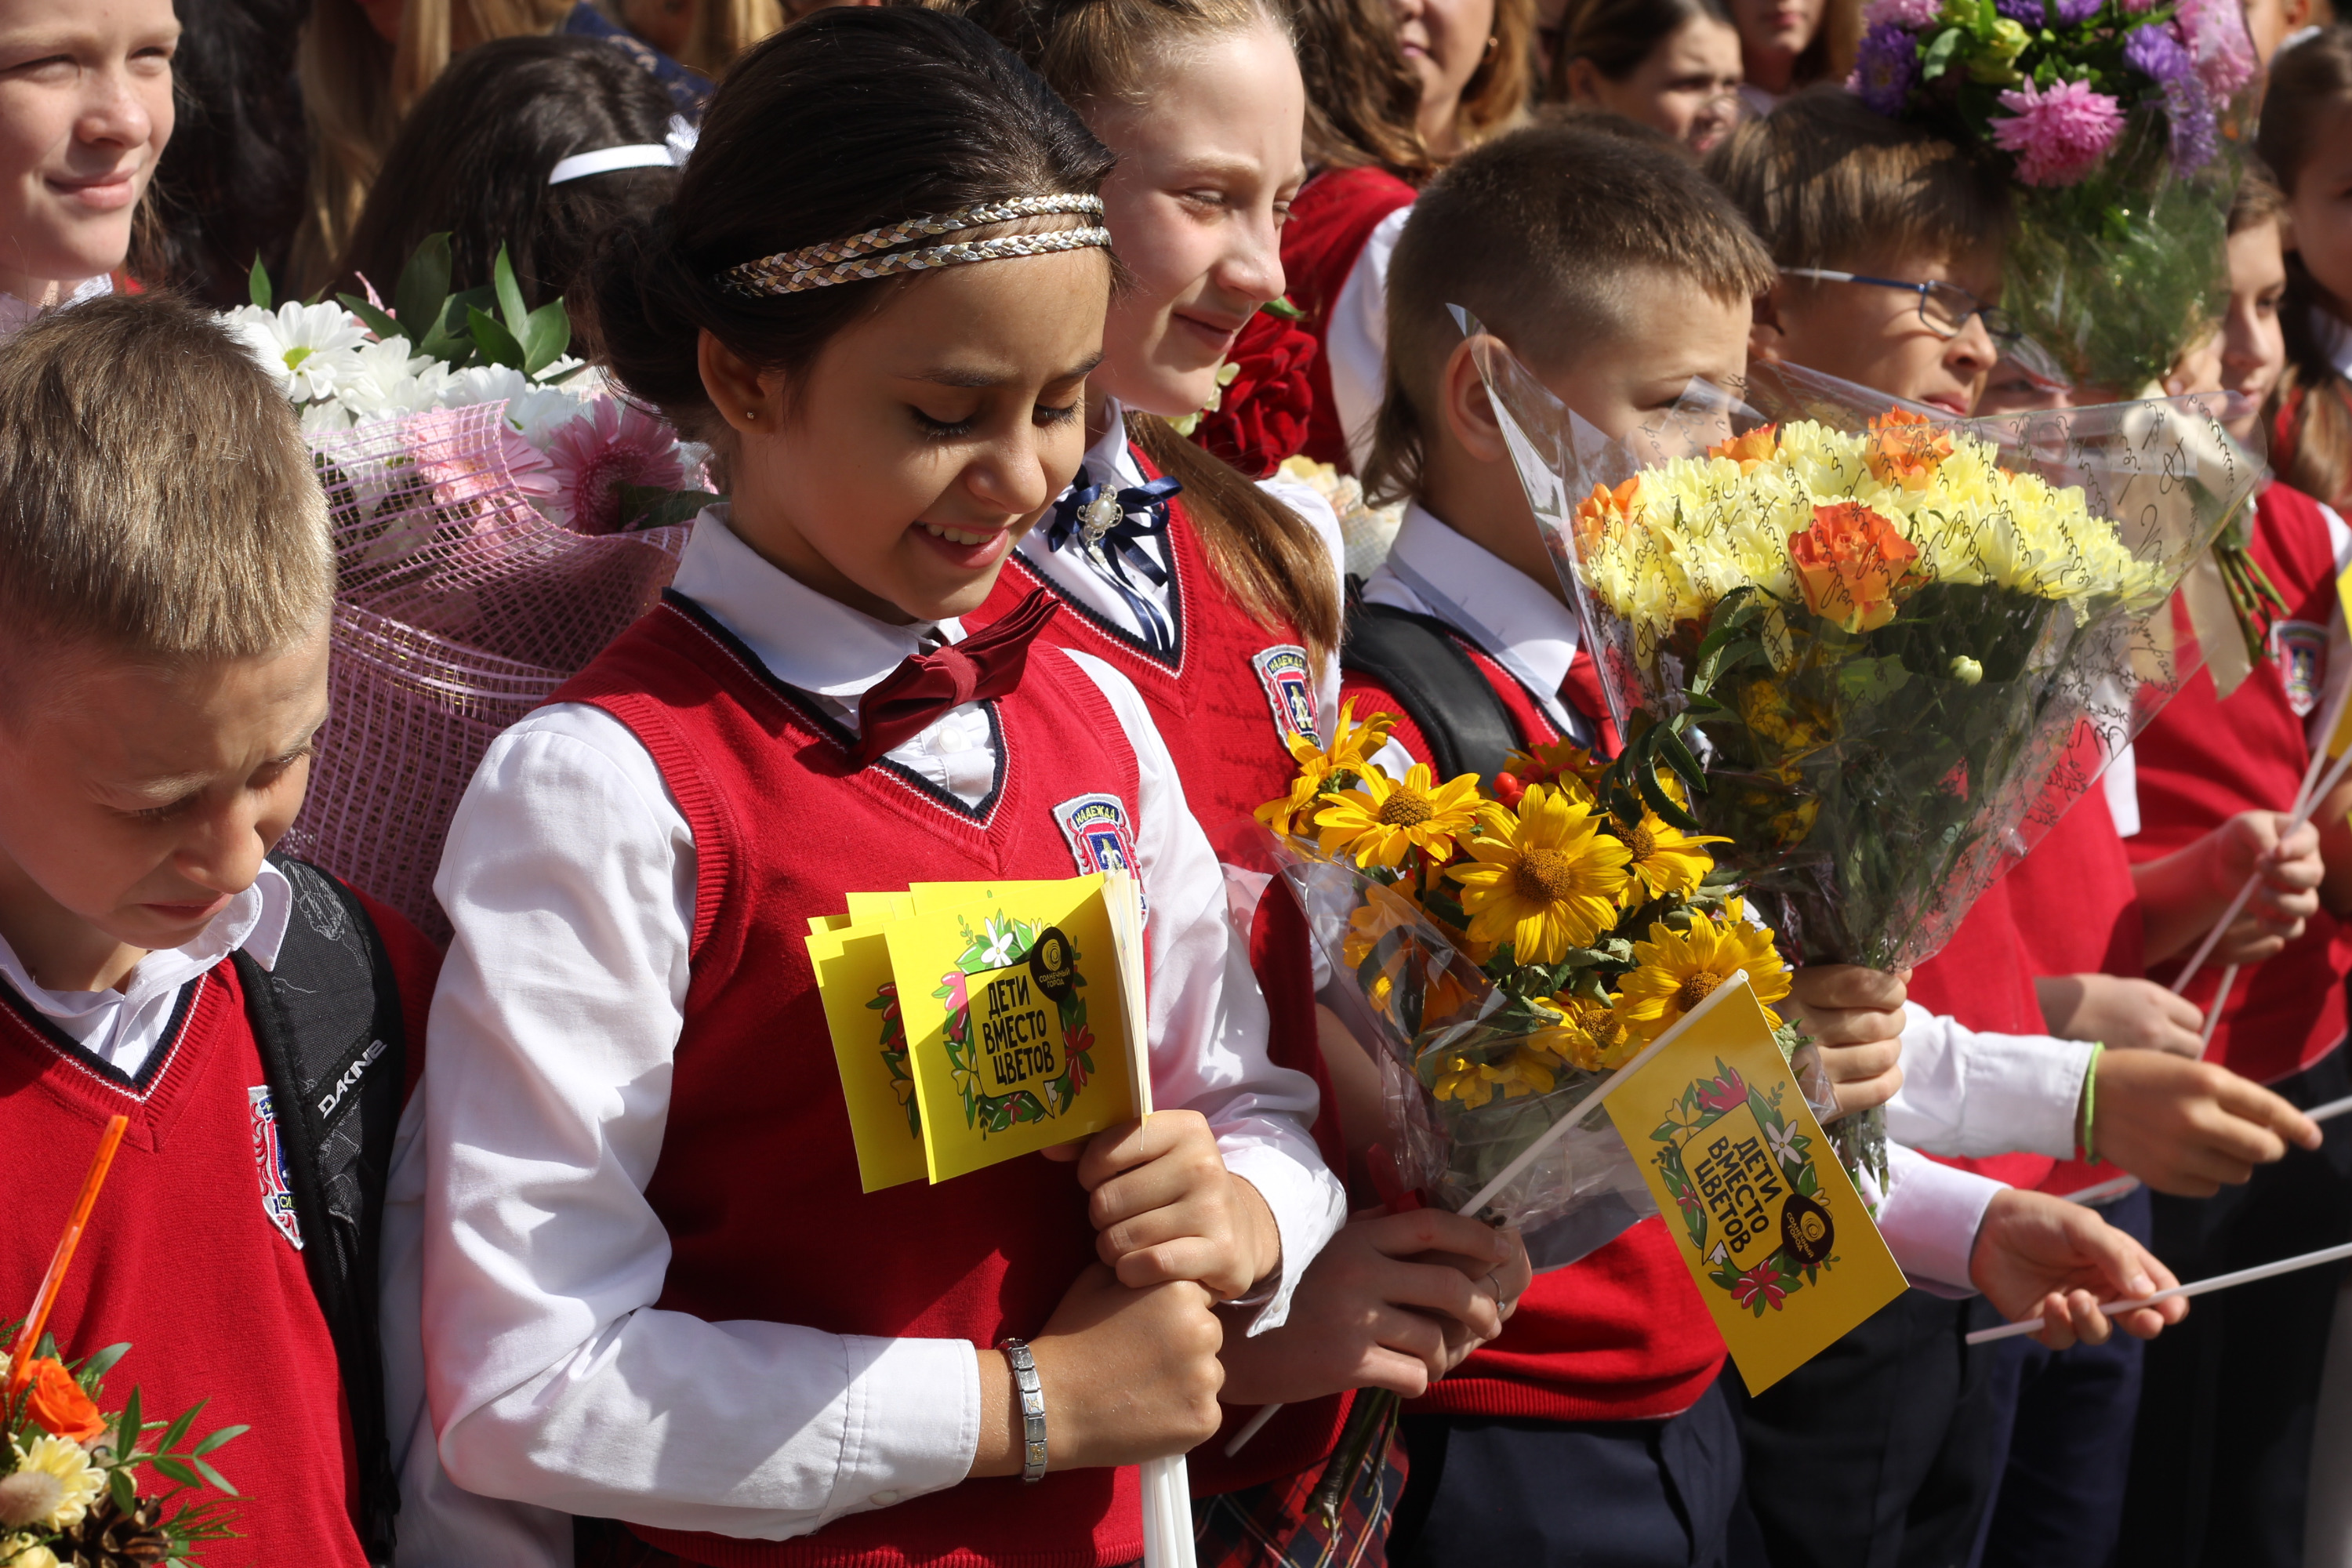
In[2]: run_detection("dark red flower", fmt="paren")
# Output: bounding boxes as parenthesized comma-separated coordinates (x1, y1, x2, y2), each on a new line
(1730, 1261, 1788, 1312)
(1696, 1067, 1750, 1114)
(1191, 310, 1319, 479)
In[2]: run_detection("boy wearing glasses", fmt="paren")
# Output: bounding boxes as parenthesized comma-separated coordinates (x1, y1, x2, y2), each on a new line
(1708, 86, 2329, 1564)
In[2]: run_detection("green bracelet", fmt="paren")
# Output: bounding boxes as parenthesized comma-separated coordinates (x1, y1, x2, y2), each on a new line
(2079, 1042, 2106, 1164)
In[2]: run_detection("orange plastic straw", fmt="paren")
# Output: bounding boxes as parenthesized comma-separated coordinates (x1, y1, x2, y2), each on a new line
(7, 1114, 129, 1394)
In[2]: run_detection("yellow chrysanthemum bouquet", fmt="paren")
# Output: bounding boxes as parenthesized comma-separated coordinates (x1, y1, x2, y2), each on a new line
(1468, 339, 2259, 1178)
(1257, 709, 1822, 1243)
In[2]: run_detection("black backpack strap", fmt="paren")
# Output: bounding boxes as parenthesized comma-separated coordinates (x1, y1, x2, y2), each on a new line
(1340, 599, 1524, 784)
(234, 858, 406, 1565)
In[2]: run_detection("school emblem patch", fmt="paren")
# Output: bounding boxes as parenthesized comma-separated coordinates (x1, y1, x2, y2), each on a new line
(249, 1084, 304, 1250)
(1251, 644, 1321, 749)
(1054, 793, 1146, 916)
(2270, 620, 2330, 717)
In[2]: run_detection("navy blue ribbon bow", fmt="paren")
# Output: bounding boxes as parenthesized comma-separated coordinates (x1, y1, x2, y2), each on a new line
(1044, 468, 1183, 654)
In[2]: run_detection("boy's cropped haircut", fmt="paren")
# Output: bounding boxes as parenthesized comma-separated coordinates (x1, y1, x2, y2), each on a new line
(0, 293, 331, 665)
(1705, 85, 2011, 276)
(1366, 117, 1773, 504)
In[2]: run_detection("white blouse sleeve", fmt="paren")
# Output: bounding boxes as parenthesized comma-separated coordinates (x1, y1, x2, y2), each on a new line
(1253, 469, 1349, 727)
(419, 707, 984, 1538)
(1885, 1002, 2095, 1162)
(1062, 648, 1349, 1327)
(1326, 205, 1411, 474)
(1873, 1142, 2004, 1294)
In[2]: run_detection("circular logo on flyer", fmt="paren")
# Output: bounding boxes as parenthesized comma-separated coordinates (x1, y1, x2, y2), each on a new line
(1780, 1193, 1834, 1265)
(1028, 926, 1076, 1001)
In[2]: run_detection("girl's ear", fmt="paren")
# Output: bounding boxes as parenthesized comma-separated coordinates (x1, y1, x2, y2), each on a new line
(1563, 57, 1603, 103)
(697, 328, 775, 434)
(1441, 335, 1510, 463)
(1748, 286, 1786, 364)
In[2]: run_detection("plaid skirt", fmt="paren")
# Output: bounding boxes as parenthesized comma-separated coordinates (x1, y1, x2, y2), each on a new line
(1191, 1427, 1409, 1568)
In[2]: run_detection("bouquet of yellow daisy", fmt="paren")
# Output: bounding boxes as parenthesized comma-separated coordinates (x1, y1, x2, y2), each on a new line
(1258, 706, 1828, 1253)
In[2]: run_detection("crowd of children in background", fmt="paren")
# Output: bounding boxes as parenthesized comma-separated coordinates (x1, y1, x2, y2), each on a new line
(4, 0, 2352, 1564)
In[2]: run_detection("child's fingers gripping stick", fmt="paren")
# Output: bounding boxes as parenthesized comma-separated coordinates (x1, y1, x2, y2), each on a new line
(1968, 1189, 2188, 1349)
(1076, 1110, 1282, 1301)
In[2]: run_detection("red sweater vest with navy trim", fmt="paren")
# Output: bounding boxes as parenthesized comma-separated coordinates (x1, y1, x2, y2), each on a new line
(0, 887, 436, 1568)
(1338, 636, 1728, 1425)
(1280, 167, 1417, 473)
(554, 595, 1152, 1568)
(2131, 481, 2352, 1084)
(969, 458, 1352, 1494)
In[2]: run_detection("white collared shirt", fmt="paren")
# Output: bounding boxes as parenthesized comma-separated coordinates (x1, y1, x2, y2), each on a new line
(408, 507, 1344, 1544)
(1324, 205, 1410, 474)
(0, 274, 111, 339)
(1017, 399, 1348, 727)
(0, 860, 292, 1079)
(1359, 502, 1592, 748)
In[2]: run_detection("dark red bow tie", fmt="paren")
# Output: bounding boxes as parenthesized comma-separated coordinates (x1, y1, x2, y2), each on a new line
(847, 588, 1060, 768)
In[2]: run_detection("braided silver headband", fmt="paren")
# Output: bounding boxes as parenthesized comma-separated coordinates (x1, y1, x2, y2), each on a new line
(719, 194, 1110, 296)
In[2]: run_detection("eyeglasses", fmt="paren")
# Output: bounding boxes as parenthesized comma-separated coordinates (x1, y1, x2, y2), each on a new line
(1779, 267, 2024, 344)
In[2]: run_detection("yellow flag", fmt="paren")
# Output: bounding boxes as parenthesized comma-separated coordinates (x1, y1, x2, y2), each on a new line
(1601, 979, 1909, 1396)
(885, 876, 1142, 1183)
(804, 921, 927, 1192)
(2328, 562, 2352, 759)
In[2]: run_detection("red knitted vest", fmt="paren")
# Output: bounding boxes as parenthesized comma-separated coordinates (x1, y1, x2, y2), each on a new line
(2131, 481, 2352, 1084)
(0, 891, 437, 1567)
(1339, 638, 1729, 1425)
(971, 460, 1352, 1494)
(1279, 167, 1416, 472)
(555, 596, 1152, 1568)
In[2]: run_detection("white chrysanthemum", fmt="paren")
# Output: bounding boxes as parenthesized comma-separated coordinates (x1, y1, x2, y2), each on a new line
(5, 1434, 103, 1530)
(299, 398, 355, 436)
(228, 300, 369, 403)
(440, 365, 587, 448)
(335, 335, 453, 418)
(0, 1537, 57, 1568)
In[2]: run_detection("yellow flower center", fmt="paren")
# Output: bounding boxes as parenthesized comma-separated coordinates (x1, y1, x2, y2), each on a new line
(1512, 847, 1584, 904)
(1380, 790, 1436, 828)
(1674, 970, 1724, 1012)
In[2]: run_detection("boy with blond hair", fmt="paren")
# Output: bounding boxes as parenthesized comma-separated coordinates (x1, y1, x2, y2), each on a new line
(0, 294, 438, 1564)
(1340, 118, 2183, 1567)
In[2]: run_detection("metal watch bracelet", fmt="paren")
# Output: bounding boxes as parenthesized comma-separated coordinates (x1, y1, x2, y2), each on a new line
(999, 1338, 1047, 1483)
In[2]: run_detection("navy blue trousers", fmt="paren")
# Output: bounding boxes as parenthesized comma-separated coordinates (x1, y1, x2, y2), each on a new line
(1388, 1378, 1744, 1568)
(1970, 1185, 2151, 1568)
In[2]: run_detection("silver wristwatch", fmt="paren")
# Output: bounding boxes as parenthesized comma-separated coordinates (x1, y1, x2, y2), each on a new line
(999, 1338, 1047, 1483)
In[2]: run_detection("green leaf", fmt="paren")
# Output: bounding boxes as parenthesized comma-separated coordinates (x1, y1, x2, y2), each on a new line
(1657, 725, 1708, 795)
(520, 299, 572, 376)
(394, 233, 454, 342)
(191, 1455, 238, 1496)
(492, 245, 530, 337)
(121, 1385, 142, 1450)
(110, 1467, 136, 1512)
(1920, 27, 1963, 80)
(80, 1342, 132, 1382)
(1259, 296, 1305, 320)
(151, 1455, 203, 1488)
(247, 257, 272, 310)
(1634, 758, 1705, 833)
(156, 1398, 203, 1457)
(336, 292, 405, 345)
(192, 1422, 250, 1456)
(613, 485, 724, 532)
(468, 306, 526, 369)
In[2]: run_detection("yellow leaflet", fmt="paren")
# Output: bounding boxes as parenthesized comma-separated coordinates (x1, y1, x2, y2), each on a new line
(908, 880, 1080, 913)
(1601, 980, 1907, 1396)
(887, 877, 1141, 1182)
(805, 923, 927, 1192)
(2330, 562, 2352, 759)
(846, 891, 917, 922)
(807, 913, 855, 935)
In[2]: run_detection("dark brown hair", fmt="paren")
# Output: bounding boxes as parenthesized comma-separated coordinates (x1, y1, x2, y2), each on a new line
(1450, 0, 1538, 151)
(1705, 86, 2011, 277)
(0, 294, 329, 663)
(580, 7, 1114, 445)
(2260, 27, 2352, 509)
(954, 0, 1341, 670)
(1367, 117, 1774, 503)
(1274, 0, 1436, 178)
(2232, 160, 2288, 236)
(1549, 0, 1734, 99)
(336, 35, 680, 310)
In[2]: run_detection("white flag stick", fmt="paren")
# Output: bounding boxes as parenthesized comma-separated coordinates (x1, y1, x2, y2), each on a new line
(2058, 1174, 2142, 1207)
(2307, 1093, 2352, 1125)
(1965, 1238, 2352, 1345)
(1229, 971, 1755, 1458)
(2171, 743, 2352, 998)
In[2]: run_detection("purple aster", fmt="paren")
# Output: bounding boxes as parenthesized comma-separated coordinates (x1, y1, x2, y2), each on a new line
(1994, 0, 2045, 24)
(2123, 20, 2194, 84)
(2166, 71, 2219, 169)
(2054, 0, 2101, 23)
(1852, 21, 1920, 114)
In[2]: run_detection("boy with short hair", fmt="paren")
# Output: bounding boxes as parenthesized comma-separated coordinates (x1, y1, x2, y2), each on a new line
(1347, 119, 2183, 1568)
(0, 294, 434, 1565)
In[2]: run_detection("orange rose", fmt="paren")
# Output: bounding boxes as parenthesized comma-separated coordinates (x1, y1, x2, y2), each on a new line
(1864, 409, 1954, 490)
(22, 1356, 107, 1443)
(1787, 502, 1922, 632)
(1573, 477, 1640, 548)
(1708, 423, 1779, 472)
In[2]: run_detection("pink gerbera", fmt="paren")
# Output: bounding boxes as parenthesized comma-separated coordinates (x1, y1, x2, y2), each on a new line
(543, 397, 688, 535)
(1991, 77, 2125, 186)
(407, 404, 556, 510)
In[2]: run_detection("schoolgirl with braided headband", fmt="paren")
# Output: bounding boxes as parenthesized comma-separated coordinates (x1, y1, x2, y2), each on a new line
(415, 9, 1345, 1566)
